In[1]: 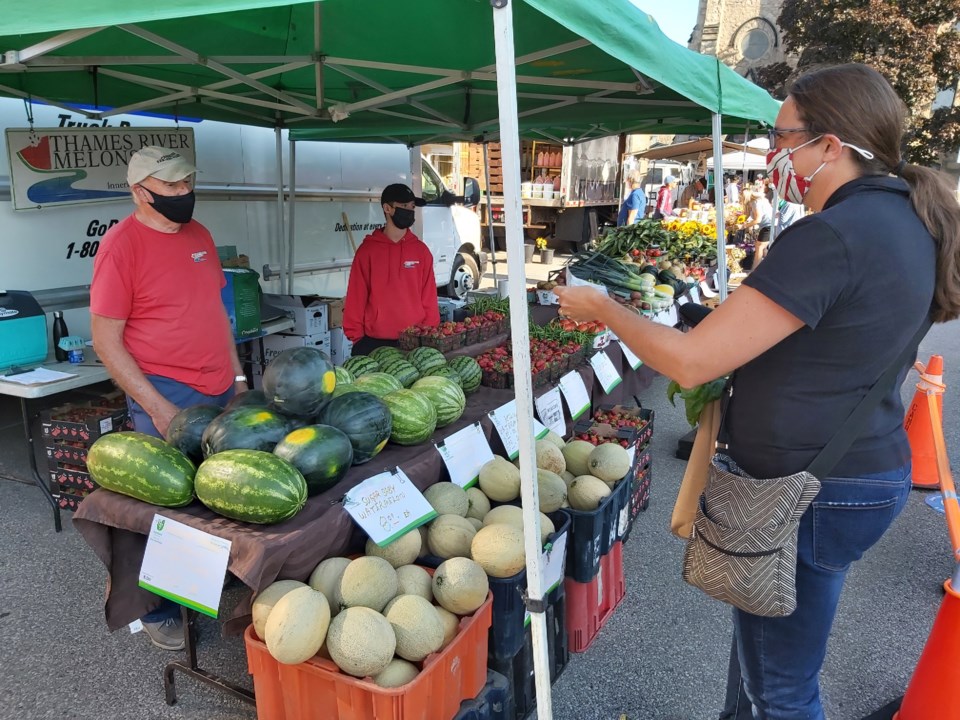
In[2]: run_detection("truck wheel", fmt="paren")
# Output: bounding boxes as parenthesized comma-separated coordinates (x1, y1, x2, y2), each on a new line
(445, 253, 480, 299)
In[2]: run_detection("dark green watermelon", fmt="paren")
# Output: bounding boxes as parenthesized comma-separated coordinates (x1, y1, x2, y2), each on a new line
(165, 404, 223, 464)
(225, 389, 268, 411)
(273, 424, 353, 496)
(201, 406, 290, 458)
(318, 392, 392, 465)
(263, 347, 337, 419)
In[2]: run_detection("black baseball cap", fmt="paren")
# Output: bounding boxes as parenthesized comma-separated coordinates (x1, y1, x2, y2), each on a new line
(381, 183, 426, 207)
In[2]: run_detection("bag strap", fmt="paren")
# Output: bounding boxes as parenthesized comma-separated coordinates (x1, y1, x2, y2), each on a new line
(806, 315, 932, 479)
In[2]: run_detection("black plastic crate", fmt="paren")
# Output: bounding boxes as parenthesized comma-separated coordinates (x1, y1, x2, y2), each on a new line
(564, 478, 628, 583)
(44, 442, 89, 468)
(48, 466, 97, 492)
(454, 670, 514, 720)
(41, 400, 131, 443)
(54, 488, 91, 512)
(622, 463, 652, 545)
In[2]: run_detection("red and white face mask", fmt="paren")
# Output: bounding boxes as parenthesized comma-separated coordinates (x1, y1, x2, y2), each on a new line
(766, 135, 874, 205)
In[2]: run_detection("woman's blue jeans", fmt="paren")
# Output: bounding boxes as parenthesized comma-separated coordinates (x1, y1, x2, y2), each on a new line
(720, 463, 912, 720)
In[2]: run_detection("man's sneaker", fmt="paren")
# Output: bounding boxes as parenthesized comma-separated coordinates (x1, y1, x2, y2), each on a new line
(143, 616, 186, 651)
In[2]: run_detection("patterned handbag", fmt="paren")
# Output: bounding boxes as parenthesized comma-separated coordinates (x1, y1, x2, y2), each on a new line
(682, 317, 931, 617)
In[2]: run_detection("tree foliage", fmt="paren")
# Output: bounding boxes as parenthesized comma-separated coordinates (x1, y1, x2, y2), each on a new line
(758, 0, 960, 164)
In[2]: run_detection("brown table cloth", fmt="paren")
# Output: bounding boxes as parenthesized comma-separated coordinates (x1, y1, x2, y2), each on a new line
(74, 336, 657, 634)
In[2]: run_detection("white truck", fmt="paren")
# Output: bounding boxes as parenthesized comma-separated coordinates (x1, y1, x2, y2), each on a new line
(0, 98, 484, 336)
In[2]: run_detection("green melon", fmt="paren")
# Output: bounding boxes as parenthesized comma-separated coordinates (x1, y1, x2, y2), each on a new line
(318, 392, 392, 464)
(200, 406, 290, 457)
(407, 347, 447, 376)
(383, 390, 437, 445)
(369, 346, 405, 366)
(334, 366, 354, 385)
(380, 358, 421, 388)
(342, 355, 380, 378)
(332, 383, 363, 398)
(448, 356, 482, 394)
(352, 372, 403, 398)
(225, 389, 268, 411)
(273, 424, 353, 496)
(263, 346, 337, 418)
(194, 449, 307, 524)
(410, 376, 466, 428)
(425, 366, 464, 387)
(86, 432, 196, 507)
(165, 404, 222, 464)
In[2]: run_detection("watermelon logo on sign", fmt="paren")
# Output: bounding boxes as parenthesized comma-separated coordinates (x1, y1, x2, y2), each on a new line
(15, 134, 130, 205)
(156, 519, 165, 532)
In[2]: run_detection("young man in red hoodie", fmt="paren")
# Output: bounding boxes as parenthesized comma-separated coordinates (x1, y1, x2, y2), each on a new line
(344, 183, 440, 355)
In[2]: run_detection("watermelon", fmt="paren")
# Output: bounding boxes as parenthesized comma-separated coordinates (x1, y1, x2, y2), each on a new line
(225, 389, 268, 411)
(353, 372, 403, 398)
(201, 406, 290, 457)
(424, 366, 463, 387)
(165, 404, 223, 464)
(318, 392, 393, 464)
(369, 346, 404, 366)
(407, 347, 447, 376)
(274, 425, 354, 496)
(410, 377, 466, 428)
(263, 347, 337, 418)
(335, 366, 354, 385)
(86, 432, 196, 507)
(382, 390, 438, 445)
(195, 449, 307, 524)
(333, 383, 364, 398)
(380, 358, 420, 388)
(343, 355, 380, 378)
(449, 356, 481, 394)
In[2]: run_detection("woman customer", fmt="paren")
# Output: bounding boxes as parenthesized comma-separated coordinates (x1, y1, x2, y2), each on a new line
(740, 188, 774, 267)
(554, 63, 960, 720)
(651, 175, 677, 219)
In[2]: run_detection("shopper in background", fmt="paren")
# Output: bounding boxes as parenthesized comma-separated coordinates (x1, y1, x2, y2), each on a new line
(725, 174, 741, 205)
(651, 175, 678, 220)
(775, 197, 806, 236)
(740, 188, 774, 267)
(343, 183, 440, 355)
(617, 176, 647, 226)
(554, 63, 960, 720)
(91, 146, 247, 651)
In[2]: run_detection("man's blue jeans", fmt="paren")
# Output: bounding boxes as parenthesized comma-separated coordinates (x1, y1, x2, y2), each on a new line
(720, 463, 912, 720)
(130, 375, 234, 624)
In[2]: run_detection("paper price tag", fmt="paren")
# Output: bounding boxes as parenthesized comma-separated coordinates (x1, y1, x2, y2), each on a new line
(343, 468, 437, 547)
(139, 515, 232, 618)
(535, 387, 566, 438)
(589, 352, 622, 394)
(524, 531, 569, 626)
(689, 285, 701, 304)
(490, 400, 547, 460)
(436, 423, 495, 489)
(618, 340, 642, 370)
(558, 371, 591, 421)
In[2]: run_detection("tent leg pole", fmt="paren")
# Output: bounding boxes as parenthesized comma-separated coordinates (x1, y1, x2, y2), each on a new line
(482, 140, 499, 285)
(712, 113, 728, 302)
(491, 3, 553, 719)
(274, 126, 287, 294)
(287, 139, 297, 296)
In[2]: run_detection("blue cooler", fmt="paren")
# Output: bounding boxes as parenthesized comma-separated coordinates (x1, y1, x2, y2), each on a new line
(0, 291, 49, 373)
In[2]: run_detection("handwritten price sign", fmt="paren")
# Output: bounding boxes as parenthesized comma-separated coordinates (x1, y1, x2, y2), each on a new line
(343, 468, 437, 546)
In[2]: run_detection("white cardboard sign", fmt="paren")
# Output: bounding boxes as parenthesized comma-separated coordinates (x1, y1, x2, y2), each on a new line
(343, 468, 437, 547)
(436, 423, 495, 488)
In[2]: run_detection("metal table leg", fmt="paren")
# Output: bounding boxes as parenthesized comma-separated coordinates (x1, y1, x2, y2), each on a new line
(163, 607, 255, 706)
(21, 397, 61, 532)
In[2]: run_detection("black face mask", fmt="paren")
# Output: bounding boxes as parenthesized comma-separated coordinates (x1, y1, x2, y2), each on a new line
(391, 206, 416, 230)
(143, 188, 196, 224)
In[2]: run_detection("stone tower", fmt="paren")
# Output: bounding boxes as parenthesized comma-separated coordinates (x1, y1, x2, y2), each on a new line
(689, 0, 793, 79)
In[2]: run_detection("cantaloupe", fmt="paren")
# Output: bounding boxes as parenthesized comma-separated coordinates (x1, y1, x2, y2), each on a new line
(568, 475, 611, 510)
(326, 606, 396, 678)
(537, 469, 567, 512)
(544, 430, 566, 449)
(428, 514, 477, 559)
(561, 470, 576, 487)
(588, 443, 631, 483)
(482, 505, 554, 545)
(338, 556, 399, 612)
(373, 658, 420, 688)
(417, 526, 431, 559)
(432, 557, 489, 615)
(395, 564, 434, 602)
(308, 558, 350, 614)
(252, 579, 307, 640)
(264, 586, 331, 665)
(562, 440, 595, 477)
(471, 524, 526, 578)
(435, 606, 460, 649)
(465, 487, 491, 521)
(424, 482, 470, 517)
(535, 439, 566, 475)
(365, 529, 422, 568)
(478, 456, 521, 502)
(384, 594, 445, 661)
(467, 516, 483, 531)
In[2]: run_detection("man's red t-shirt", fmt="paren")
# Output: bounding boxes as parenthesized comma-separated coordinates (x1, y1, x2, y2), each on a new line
(90, 214, 234, 395)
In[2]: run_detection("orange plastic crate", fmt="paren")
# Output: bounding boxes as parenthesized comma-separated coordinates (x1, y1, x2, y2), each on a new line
(245, 593, 492, 720)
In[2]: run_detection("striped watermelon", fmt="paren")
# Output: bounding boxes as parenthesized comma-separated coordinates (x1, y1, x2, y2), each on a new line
(343, 355, 380, 378)
(352, 372, 403, 397)
(425, 365, 463, 387)
(449, 356, 482, 394)
(383, 389, 438, 445)
(273, 425, 353, 496)
(318, 392, 392, 464)
(380, 358, 421, 388)
(407, 347, 447, 376)
(333, 383, 363, 398)
(369, 346, 404, 366)
(87, 432, 196, 507)
(334, 366, 354, 385)
(201, 406, 290, 457)
(410, 377, 466, 428)
(195, 449, 307, 524)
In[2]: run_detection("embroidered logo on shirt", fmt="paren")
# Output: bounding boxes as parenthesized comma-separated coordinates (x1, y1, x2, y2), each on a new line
(0, 308, 19, 318)
(403, 260, 419, 269)
(191, 251, 208, 263)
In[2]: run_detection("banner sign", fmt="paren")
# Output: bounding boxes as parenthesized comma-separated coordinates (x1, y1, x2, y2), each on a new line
(6, 127, 195, 210)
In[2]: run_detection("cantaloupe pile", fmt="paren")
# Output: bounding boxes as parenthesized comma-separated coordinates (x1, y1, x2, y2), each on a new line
(562, 439, 632, 510)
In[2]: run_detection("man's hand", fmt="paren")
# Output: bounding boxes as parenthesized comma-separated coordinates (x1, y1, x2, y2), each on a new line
(552, 285, 614, 324)
(153, 399, 181, 439)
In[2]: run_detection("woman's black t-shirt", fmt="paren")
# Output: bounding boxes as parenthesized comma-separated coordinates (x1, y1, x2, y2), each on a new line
(725, 176, 935, 479)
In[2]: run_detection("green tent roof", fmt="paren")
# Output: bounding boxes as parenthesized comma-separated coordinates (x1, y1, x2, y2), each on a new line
(0, 1, 778, 142)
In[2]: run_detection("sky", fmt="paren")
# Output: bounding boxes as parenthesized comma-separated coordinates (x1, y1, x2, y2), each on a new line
(630, 0, 700, 46)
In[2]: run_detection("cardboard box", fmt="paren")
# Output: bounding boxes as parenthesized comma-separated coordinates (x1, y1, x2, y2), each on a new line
(317, 297, 345, 329)
(222, 268, 263, 339)
(328, 328, 353, 366)
(253, 332, 332, 366)
(264, 294, 329, 336)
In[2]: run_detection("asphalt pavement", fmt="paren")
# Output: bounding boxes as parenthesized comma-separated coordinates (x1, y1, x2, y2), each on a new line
(0, 288, 956, 720)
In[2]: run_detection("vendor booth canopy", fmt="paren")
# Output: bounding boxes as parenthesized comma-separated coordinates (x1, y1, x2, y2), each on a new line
(707, 150, 770, 172)
(637, 138, 767, 163)
(1, 0, 779, 144)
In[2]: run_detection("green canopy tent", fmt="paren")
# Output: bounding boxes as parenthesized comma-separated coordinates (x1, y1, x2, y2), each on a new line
(0, 3, 778, 716)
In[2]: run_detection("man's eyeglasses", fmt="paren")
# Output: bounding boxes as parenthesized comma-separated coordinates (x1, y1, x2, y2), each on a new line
(767, 127, 808, 145)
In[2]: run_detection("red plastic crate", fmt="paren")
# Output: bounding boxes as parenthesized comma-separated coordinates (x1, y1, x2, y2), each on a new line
(564, 542, 626, 653)
(602, 541, 626, 612)
(245, 592, 492, 720)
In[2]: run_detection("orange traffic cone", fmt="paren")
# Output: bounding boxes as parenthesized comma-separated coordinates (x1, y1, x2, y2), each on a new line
(904, 355, 945, 489)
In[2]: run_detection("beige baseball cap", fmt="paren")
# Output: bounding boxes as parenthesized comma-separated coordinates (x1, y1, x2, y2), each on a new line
(126, 146, 196, 186)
